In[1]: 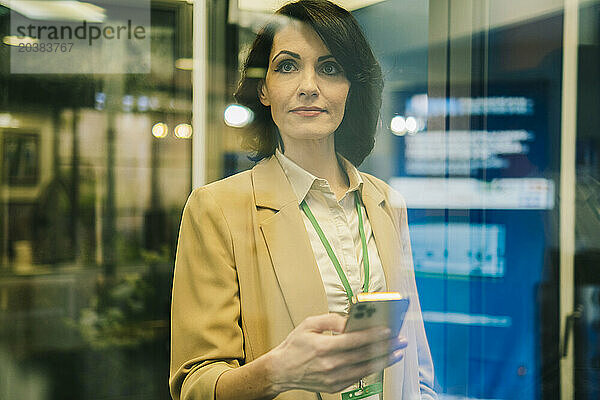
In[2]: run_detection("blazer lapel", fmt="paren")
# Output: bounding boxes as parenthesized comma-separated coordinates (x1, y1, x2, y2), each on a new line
(360, 175, 403, 292)
(253, 157, 329, 327)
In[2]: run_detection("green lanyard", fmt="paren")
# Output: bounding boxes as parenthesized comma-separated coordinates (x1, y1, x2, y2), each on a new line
(300, 191, 370, 303)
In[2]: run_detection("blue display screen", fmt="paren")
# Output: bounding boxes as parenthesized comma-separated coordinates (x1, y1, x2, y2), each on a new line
(386, 20, 562, 399)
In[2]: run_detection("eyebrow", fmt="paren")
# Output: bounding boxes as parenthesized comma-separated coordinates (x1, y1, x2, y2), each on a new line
(271, 50, 335, 63)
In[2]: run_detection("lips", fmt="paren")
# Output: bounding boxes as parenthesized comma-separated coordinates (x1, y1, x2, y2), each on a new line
(290, 106, 326, 116)
(291, 106, 325, 111)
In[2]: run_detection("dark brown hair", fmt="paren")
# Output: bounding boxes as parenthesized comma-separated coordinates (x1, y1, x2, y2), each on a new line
(233, 0, 383, 166)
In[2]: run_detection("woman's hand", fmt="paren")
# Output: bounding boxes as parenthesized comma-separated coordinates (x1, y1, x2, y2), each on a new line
(268, 313, 407, 394)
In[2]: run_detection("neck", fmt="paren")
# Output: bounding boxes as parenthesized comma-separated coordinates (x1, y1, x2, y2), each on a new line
(280, 135, 349, 196)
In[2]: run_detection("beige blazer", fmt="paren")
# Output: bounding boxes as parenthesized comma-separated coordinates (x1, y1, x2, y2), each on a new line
(169, 156, 436, 400)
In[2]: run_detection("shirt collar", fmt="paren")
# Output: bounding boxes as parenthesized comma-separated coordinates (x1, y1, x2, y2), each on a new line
(274, 148, 363, 204)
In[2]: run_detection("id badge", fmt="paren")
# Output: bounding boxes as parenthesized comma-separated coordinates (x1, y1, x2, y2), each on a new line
(341, 382, 383, 400)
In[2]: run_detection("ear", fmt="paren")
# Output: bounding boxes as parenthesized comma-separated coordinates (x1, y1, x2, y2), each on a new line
(257, 80, 271, 107)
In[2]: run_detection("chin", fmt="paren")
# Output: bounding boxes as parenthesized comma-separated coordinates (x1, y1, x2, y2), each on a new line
(289, 130, 335, 141)
(288, 124, 338, 138)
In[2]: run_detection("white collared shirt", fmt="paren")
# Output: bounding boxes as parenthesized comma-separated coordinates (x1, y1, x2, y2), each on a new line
(275, 149, 386, 314)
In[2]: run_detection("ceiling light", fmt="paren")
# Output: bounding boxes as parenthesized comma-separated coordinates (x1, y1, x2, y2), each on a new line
(152, 122, 168, 138)
(2, 35, 38, 46)
(1, 1, 105, 22)
(224, 104, 253, 128)
(390, 116, 406, 136)
(174, 123, 193, 139)
(175, 58, 193, 70)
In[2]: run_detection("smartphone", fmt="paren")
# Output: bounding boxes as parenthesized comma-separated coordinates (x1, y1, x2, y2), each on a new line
(344, 292, 410, 337)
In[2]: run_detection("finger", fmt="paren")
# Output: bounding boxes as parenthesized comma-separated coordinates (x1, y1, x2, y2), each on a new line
(303, 313, 347, 334)
(324, 326, 392, 352)
(332, 336, 408, 367)
(362, 347, 405, 376)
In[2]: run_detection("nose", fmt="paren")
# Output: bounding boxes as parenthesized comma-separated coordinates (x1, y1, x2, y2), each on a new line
(297, 69, 319, 98)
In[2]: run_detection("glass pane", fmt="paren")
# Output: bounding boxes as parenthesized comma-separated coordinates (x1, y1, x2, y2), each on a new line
(0, 1, 192, 399)
(417, 4, 561, 399)
(575, 1, 600, 398)
(211, 1, 573, 399)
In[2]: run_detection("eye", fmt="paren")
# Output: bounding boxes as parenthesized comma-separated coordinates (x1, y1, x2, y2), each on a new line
(320, 61, 342, 75)
(274, 60, 297, 73)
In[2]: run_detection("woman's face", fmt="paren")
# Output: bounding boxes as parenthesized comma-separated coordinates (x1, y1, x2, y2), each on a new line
(259, 22, 350, 145)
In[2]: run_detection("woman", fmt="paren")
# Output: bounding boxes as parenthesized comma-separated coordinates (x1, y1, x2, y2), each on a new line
(170, 1, 436, 399)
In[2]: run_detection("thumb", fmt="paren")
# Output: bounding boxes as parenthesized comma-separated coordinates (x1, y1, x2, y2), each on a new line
(303, 313, 347, 334)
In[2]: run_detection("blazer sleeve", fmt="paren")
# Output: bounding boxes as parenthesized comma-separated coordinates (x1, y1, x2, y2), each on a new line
(169, 187, 244, 400)
(391, 191, 438, 400)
